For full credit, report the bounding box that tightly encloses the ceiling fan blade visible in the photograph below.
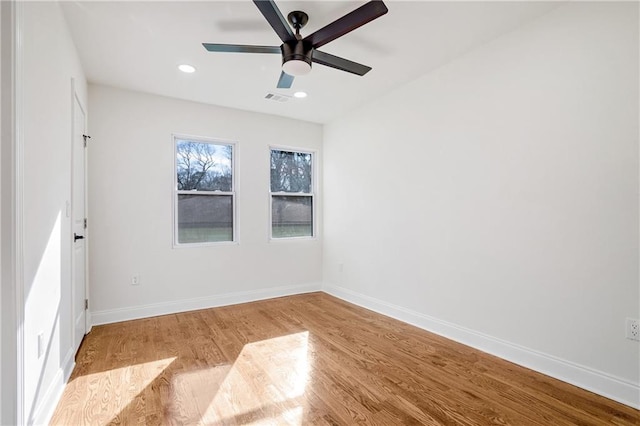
[253,0,296,43]
[277,71,294,89]
[312,50,372,76]
[202,43,280,54]
[303,1,388,49]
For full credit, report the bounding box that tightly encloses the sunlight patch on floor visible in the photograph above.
[244,406,305,426]
[192,331,311,425]
[54,357,176,424]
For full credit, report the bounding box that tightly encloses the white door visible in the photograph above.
[71,93,87,353]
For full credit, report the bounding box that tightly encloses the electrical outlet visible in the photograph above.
[626,318,639,341]
[131,275,140,286]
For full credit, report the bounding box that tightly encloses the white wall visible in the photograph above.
[21,2,88,424]
[323,2,639,407]
[88,85,323,324]
[0,2,9,423]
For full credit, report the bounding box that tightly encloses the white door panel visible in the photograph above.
[72,92,86,353]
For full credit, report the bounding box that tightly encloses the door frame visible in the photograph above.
[1,1,24,425]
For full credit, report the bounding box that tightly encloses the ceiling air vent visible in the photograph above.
[264,93,291,103]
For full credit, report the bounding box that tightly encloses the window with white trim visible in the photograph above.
[270,148,314,239]
[174,136,235,245]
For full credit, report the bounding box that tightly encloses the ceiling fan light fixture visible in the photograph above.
[282,59,311,76]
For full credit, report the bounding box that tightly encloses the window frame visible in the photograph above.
[172,134,238,248]
[269,145,316,241]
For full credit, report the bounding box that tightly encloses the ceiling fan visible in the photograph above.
[203,0,388,89]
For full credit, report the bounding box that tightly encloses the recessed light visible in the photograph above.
[293,91,308,99]
[178,64,196,73]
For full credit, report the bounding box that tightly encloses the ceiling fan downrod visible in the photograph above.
[282,11,312,76]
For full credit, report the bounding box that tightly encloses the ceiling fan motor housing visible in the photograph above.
[280,40,313,76]
[281,40,313,72]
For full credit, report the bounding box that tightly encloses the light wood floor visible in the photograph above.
[51,292,639,425]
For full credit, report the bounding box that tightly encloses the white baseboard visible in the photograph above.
[30,347,75,426]
[91,282,323,326]
[323,283,640,409]
[85,311,92,334]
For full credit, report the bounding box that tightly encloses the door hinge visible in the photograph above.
[84,218,87,229]
[82,134,91,147]
[85,299,89,310]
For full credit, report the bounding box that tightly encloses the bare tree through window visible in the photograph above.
[270,149,313,238]
[175,138,234,244]
[177,141,232,191]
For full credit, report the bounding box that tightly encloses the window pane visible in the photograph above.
[272,196,312,238]
[176,140,232,191]
[270,150,312,193]
[178,194,232,243]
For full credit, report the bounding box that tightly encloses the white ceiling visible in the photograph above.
[60,1,561,124]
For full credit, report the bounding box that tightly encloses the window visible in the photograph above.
[174,136,235,245]
[270,148,314,239]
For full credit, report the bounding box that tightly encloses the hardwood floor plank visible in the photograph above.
[50,293,639,425]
